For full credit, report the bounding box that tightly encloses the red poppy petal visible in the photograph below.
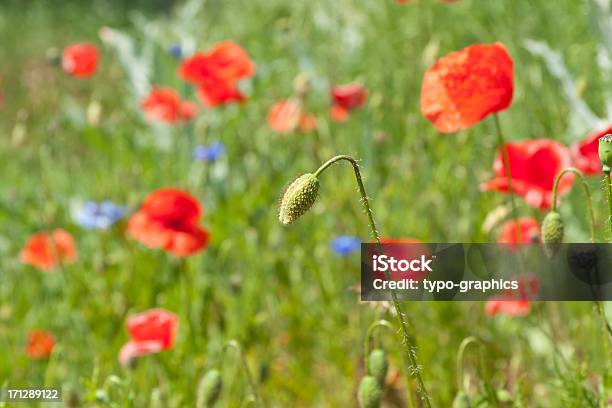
[118,340,164,366]
[166,226,210,257]
[421,43,513,133]
[126,308,178,348]
[62,43,99,78]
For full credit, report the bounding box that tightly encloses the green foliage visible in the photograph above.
[0,0,611,406]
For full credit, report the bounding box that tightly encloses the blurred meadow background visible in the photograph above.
[2,0,612,406]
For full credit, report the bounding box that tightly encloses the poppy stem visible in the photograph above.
[363,320,394,371]
[315,155,432,408]
[223,340,265,408]
[551,167,596,243]
[604,171,612,237]
[363,319,417,408]
[493,115,521,242]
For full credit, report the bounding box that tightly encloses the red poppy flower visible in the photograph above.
[26,330,55,359]
[420,43,513,133]
[330,83,367,123]
[268,100,317,134]
[140,87,198,124]
[331,83,367,110]
[481,139,573,210]
[497,218,540,244]
[179,41,255,107]
[62,43,99,78]
[118,308,178,365]
[485,275,538,317]
[127,188,210,257]
[571,126,612,176]
[20,229,77,271]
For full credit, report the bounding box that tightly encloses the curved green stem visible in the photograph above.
[363,320,394,371]
[551,167,596,243]
[493,115,520,241]
[315,155,431,408]
[456,337,483,391]
[553,168,612,374]
[456,337,498,406]
[223,340,265,408]
[604,171,612,237]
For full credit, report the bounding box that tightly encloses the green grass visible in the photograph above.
[1,0,612,406]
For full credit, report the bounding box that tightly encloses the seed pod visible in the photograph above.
[451,391,472,408]
[542,211,564,258]
[197,369,223,408]
[367,349,388,386]
[599,134,612,172]
[278,173,320,225]
[358,376,381,408]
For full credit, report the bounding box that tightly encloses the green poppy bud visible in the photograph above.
[197,369,223,408]
[278,173,320,225]
[542,211,564,257]
[358,376,381,408]
[367,349,388,386]
[599,134,612,172]
[451,391,472,408]
[542,211,564,244]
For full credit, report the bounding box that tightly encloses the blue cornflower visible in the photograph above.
[168,44,183,59]
[75,201,127,230]
[193,142,225,162]
[330,235,361,256]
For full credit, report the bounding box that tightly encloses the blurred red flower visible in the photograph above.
[140,87,197,124]
[268,100,317,133]
[330,83,367,122]
[20,229,77,271]
[485,298,530,317]
[485,276,538,317]
[420,43,513,133]
[497,218,540,244]
[118,308,178,366]
[571,126,612,176]
[481,139,573,210]
[26,330,55,359]
[127,188,210,257]
[62,43,99,78]
[179,41,255,107]
[369,238,430,282]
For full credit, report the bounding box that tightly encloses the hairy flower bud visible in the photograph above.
[542,211,564,258]
[278,173,319,225]
[358,376,381,408]
[367,349,388,386]
[197,369,223,408]
[599,134,612,172]
[452,391,472,408]
[542,211,564,244]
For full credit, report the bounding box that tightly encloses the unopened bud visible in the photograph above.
[542,211,564,244]
[599,134,612,172]
[358,376,381,408]
[278,173,319,225]
[542,211,564,257]
[367,349,388,386]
